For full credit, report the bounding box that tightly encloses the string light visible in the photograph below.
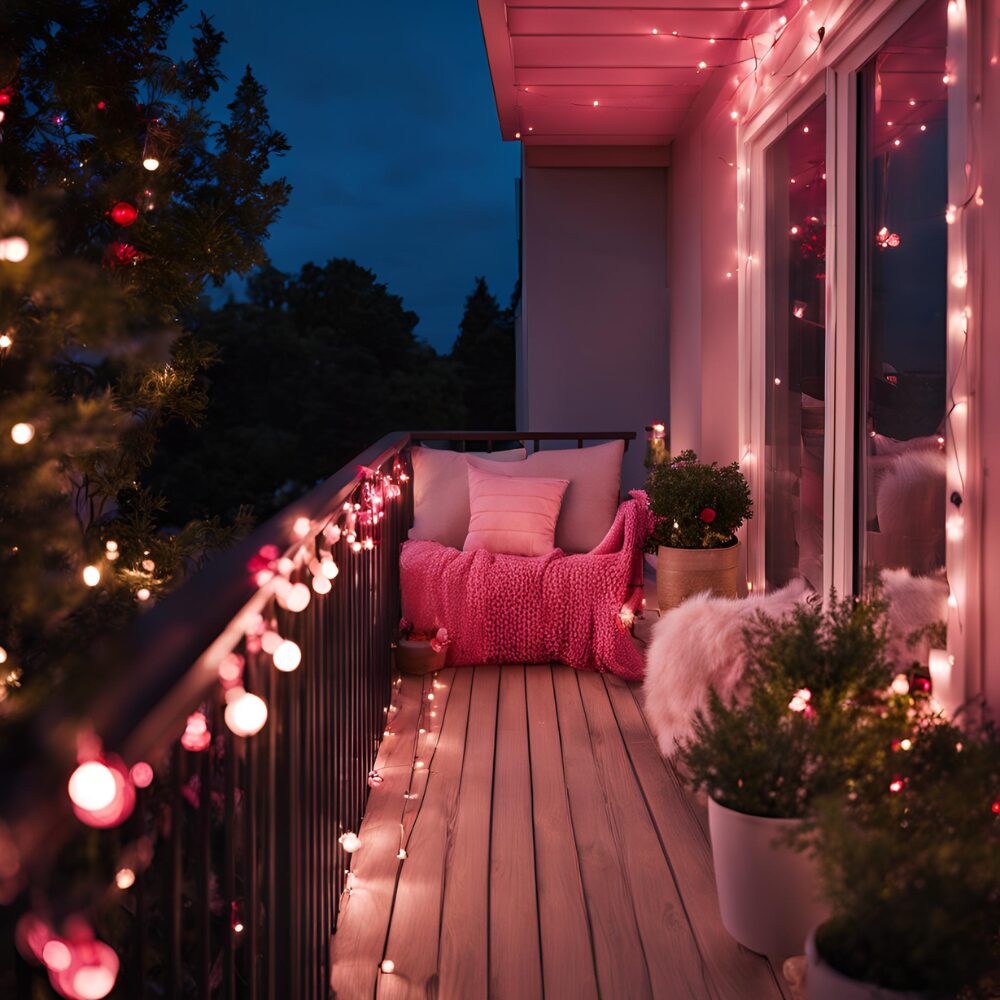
[0,236,29,262]
[82,565,101,587]
[380,960,395,974]
[142,156,159,171]
[115,868,135,890]
[224,689,268,737]
[10,422,34,445]
[68,762,117,813]
[339,831,361,852]
[272,639,302,672]
[0,332,12,349]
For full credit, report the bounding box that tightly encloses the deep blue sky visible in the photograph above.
[175,1,520,351]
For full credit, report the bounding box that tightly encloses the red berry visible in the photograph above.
[699,507,717,524]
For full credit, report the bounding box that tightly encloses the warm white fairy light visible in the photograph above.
[82,565,101,587]
[312,573,331,595]
[142,156,159,171]
[339,831,361,852]
[136,587,151,602]
[10,422,34,445]
[224,689,268,737]
[890,674,910,696]
[272,639,302,672]
[0,236,29,262]
[282,582,311,613]
[0,332,11,349]
[293,516,311,538]
[115,868,136,890]
[68,761,117,812]
[380,960,395,974]
[321,558,339,579]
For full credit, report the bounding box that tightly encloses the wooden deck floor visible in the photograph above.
[330,664,789,1000]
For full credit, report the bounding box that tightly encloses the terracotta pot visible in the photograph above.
[656,540,740,611]
[806,927,926,1000]
[708,798,829,959]
[395,639,447,676]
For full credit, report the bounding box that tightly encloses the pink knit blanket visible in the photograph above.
[399,492,654,680]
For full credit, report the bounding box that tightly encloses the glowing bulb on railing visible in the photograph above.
[351,541,362,553]
[68,761,118,813]
[339,831,361,852]
[312,573,331,595]
[945,204,957,224]
[321,558,339,579]
[225,689,268,737]
[293,516,311,538]
[82,565,101,587]
[283,582,311,613]
[261,630,282,654]
[952,270,968,288]
[947,592,958,609]
[273,639,302,672]
[115,868,136,890]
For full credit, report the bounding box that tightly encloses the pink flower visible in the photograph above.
[436,627,449,643]
[430,639,443,653]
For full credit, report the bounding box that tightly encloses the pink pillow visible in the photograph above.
[463,465,569,557]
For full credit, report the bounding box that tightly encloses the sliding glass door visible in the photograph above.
[764,102,826,591]
[855,1,948,587]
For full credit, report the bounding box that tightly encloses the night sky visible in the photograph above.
[175,1,520,352]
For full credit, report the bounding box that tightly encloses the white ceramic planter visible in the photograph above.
[708,798,829,958]
[806,928,925,1000]
[656,540,740,611]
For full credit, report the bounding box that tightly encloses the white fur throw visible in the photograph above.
[643,579,812,757]
[643,570,948,758]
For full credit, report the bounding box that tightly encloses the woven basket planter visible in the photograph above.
[656,540,741,611]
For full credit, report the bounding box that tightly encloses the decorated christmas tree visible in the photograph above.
[0,2,289,708]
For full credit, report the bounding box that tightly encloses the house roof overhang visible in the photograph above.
[478,0,797,149]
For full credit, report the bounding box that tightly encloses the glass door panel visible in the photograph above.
[765,101,827,591]
[855,1,948,586]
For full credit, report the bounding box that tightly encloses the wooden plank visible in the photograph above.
[603,675,785,1000]
[330,673,423,999]
[576,671,710,1000]
[489,667,543,1000]
[377,668,473,1000]
[525,666,599,1000]
[552,667,653,999]
[438,666,501,1000]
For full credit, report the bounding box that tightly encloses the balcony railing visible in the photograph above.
[2,431,634,999]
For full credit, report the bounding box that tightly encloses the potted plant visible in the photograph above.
[805,715,1000,999]
[677,595,912,958]
[645,449,752,610]
[395,619,450,675]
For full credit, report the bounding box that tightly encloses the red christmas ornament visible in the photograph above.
[110,202,138,227]
[96,101,106,110]
[0,88,12,107]
[991,797,1000,815]
[699,507,717,524]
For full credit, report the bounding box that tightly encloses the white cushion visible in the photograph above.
[463,466,569,557]
[468,439,624,553]
[408,446,526,550]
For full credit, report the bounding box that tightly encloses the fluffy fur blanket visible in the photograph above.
[643,569,948,757]
[399,492,654,679]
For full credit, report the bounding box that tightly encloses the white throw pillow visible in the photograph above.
[464,466,569,557]
[468,439,624,553]
[408,445,526,550]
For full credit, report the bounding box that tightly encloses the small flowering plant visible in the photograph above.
[677,594,916,819]
[399,618,451,653]
[808,717,1000,997]
[644,449,752,550]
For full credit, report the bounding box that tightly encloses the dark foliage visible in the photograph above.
[645,449,752,549]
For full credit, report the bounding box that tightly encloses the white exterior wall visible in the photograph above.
[519,164,669,492]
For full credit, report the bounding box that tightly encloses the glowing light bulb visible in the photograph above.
[136,588,151,602]
[651,27,658,34]
[381,960,395,974]
[952,270,968,289]
[225,690,268,737]
[947,592,958,609]
[283,582,311,613]
[899,738,912,751]
[312,573,331,594]
[397,848,407,859]
[273,639,302,672]
[909,99,917,106]
[181,711,211,751]
[129,762,154,788]
[261,630,282,654]
[802,125,809,133]
[82,565,101,587]
[115,868,135,890]
[0,646,6,664]
[890,674,910,695]
[351,540,362,553]
[945,204,957,224]
[592,100,599,107]
[697,60,707,70]
[779,14,787,24]
[730,110,738,121]
[790,225,799,235]
[942,74,952,85]
[43,940,72,971]
[69,762,118,812]
[293,516,311,538]
[321,559,339,579]
[339,831,361,852]
[10,422,35,444]
[740,0,748,7]
[893,138,901,147]
[889,778,904,793]
[0,333,11,349]
[0,237,29,262]
[142,156,160,171]
[773,377,782,386]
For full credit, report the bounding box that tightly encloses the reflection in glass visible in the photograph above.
[856,1,948,585]
[765,101,826,590]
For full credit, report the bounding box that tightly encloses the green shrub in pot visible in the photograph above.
[806,715,1000,998]
[676,595,915,957]
[644,449,753,609]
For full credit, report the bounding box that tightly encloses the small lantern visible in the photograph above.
[645,423,669,469]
